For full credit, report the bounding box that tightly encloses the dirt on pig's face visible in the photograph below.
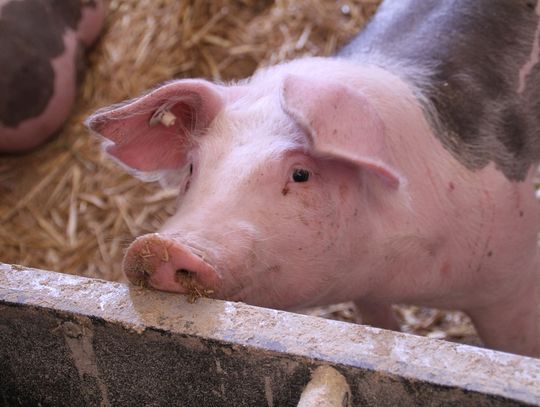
[125,105,371,310]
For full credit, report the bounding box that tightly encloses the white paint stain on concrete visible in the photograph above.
[62,318,111,407]
[264,376,274,407]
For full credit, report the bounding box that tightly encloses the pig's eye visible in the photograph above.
[189,163,193,175]
[292,168,310,183]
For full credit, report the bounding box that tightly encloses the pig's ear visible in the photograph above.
[85,79,223,174]
[280,75,401,189]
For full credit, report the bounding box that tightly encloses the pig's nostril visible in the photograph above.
[175,268,197,286]
[174,268,215,303]
[176,268,193,278]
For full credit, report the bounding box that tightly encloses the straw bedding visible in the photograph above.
[1,0,480,343]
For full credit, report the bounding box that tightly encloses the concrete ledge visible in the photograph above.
[1,262,539,406]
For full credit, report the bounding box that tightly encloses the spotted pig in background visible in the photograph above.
[0,0,104,152]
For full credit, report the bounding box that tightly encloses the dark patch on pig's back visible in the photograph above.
[0,36,55,126]
[50,0,86,29]
[0,0,85,127]
[425,3,540,182]
[341,0,540,181]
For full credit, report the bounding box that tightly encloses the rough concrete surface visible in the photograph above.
[1,263,540,406]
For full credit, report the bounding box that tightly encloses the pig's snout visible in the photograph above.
[123,234,219,299]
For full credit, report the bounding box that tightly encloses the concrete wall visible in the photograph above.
[1,263,539,406]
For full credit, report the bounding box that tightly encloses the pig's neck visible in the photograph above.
[339,62,530,309]
[369,108,538,313]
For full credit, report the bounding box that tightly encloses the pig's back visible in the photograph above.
[339,0,540,181]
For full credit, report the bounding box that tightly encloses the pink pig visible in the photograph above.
[87,1,540,357]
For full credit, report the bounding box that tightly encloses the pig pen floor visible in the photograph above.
[0,0,534,349]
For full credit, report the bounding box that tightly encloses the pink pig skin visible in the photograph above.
[87,57,540,357]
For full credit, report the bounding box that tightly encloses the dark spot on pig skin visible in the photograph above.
[448,182,455,191]
[487,251,493,257]
[520,210,525,217]
[0,0,87,127]
[282,186,289,196]
[265,265,281,274]
[340,0,540,182]
[440,262,451,277]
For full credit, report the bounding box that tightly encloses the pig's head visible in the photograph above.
[86,71,402,309]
